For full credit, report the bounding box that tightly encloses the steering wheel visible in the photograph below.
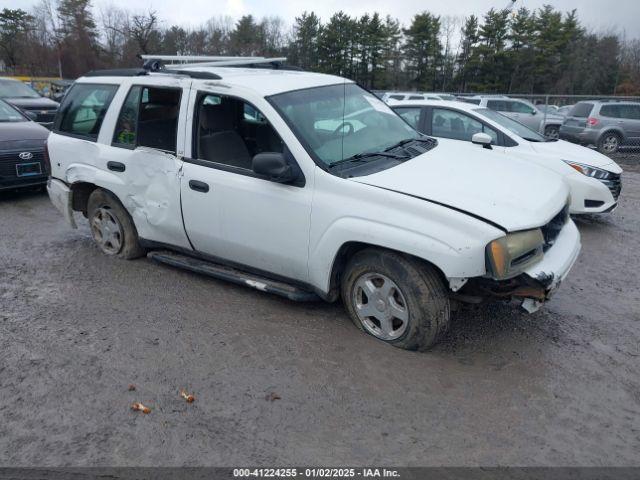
[333,122,354,136]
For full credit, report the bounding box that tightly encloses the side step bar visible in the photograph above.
[147,250,319,302]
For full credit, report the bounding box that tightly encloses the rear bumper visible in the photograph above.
[559,125,597,145]
[47,178,76,228]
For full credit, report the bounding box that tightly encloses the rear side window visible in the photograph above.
[600,105,620,118]
[55,83,118,140]
[569,103,594,118]
[509,101,535,114]
[487,100,508,111]
[112,85,181,153]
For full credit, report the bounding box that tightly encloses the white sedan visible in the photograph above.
[389,99,623,214]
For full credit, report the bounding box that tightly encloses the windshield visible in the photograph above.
[0,99,26,122]
[0,80,41,99]
[474,107,546,142]
[269,83,420,166]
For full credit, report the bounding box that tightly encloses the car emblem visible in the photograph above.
[19,152,33,160]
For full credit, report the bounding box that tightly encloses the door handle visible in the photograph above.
[188,180,209,193]
[107,161,126,172]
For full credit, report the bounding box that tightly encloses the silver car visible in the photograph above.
[460,95,565,139]
[560,101,640,154]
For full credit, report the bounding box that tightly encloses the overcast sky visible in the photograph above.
[5,0,640,38]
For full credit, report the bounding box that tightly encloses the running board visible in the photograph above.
[147,250,319,302]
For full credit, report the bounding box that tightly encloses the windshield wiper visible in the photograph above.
[328,151,408,169]
[383,137,434,152]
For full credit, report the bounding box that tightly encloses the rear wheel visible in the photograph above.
[87,189,145,259]
[341,249,450,351]
[598,132,621,154]
[544,125,560,140]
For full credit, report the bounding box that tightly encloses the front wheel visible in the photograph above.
[544,125,560,140]
[87,189,146,259]
[341,249,450,351]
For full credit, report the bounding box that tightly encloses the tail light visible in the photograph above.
[43,139,51,176]
[586,117,599,127]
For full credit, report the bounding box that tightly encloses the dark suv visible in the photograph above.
[0,77,59,128]
[560,101,640,154]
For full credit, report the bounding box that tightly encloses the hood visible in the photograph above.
[529,139,622,173]
[351,141,569,232]
[4,97,59,109]
[0,121,50,142]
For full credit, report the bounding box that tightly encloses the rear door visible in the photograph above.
[101,77,192,248]
[619,104,640,140]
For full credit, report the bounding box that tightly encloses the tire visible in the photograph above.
[87,189,145,259]
[598,132,621,154]
[341,249,450,351]
[544,125,560,140]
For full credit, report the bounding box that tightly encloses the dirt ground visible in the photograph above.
[1,170,639,467]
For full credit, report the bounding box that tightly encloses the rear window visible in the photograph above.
[460,98,481,105]
[569,103,594,118]
[55,83,118,140]
[408,95,424,100]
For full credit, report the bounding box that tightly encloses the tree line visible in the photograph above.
[1,0,639,95]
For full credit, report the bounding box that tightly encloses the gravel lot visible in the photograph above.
[1,169,639,467]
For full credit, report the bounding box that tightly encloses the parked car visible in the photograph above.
[381,92,443,103]
[459,95,565,139]
[0,99,50,191]
[47,60,580,351]
[560,100,640,154]
[536,104,559,114]
[390,99,622,215]
[557,104,574,117]
[0,77,59,128]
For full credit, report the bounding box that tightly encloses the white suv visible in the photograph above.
[47,58,581,351]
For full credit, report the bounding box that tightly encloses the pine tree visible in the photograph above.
[403,12,442,91]
[289,12,321,70]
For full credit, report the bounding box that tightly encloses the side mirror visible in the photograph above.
[252,152,298,184]
[531,109,537,115]
[471,132,493,149]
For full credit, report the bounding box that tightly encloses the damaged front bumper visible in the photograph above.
[47,178,77,229]
[458,220,581,312]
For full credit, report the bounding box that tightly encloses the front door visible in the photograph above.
[180,91,312,282]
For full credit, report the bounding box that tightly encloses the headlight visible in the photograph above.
[563,160,613,180]
[486,229,545,279]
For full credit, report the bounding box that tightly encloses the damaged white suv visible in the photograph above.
[47,58,581,351]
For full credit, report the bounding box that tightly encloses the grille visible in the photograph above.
[540,205,569,251]
[0,150,45,180]
[599,173,622,201]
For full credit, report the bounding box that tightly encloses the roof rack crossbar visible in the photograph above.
[140,55,263,62]
[162,57,288,69]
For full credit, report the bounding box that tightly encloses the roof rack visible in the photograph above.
[139,54,289,71]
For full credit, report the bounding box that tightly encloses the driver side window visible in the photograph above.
[196,94,284,170]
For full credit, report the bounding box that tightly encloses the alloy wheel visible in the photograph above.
[90,206,123,255]
[352,272,409,341]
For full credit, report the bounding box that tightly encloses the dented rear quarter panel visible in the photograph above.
[47,75,193,250]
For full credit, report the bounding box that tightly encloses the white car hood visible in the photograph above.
[351,143,569,232]
[529,139,622,173]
